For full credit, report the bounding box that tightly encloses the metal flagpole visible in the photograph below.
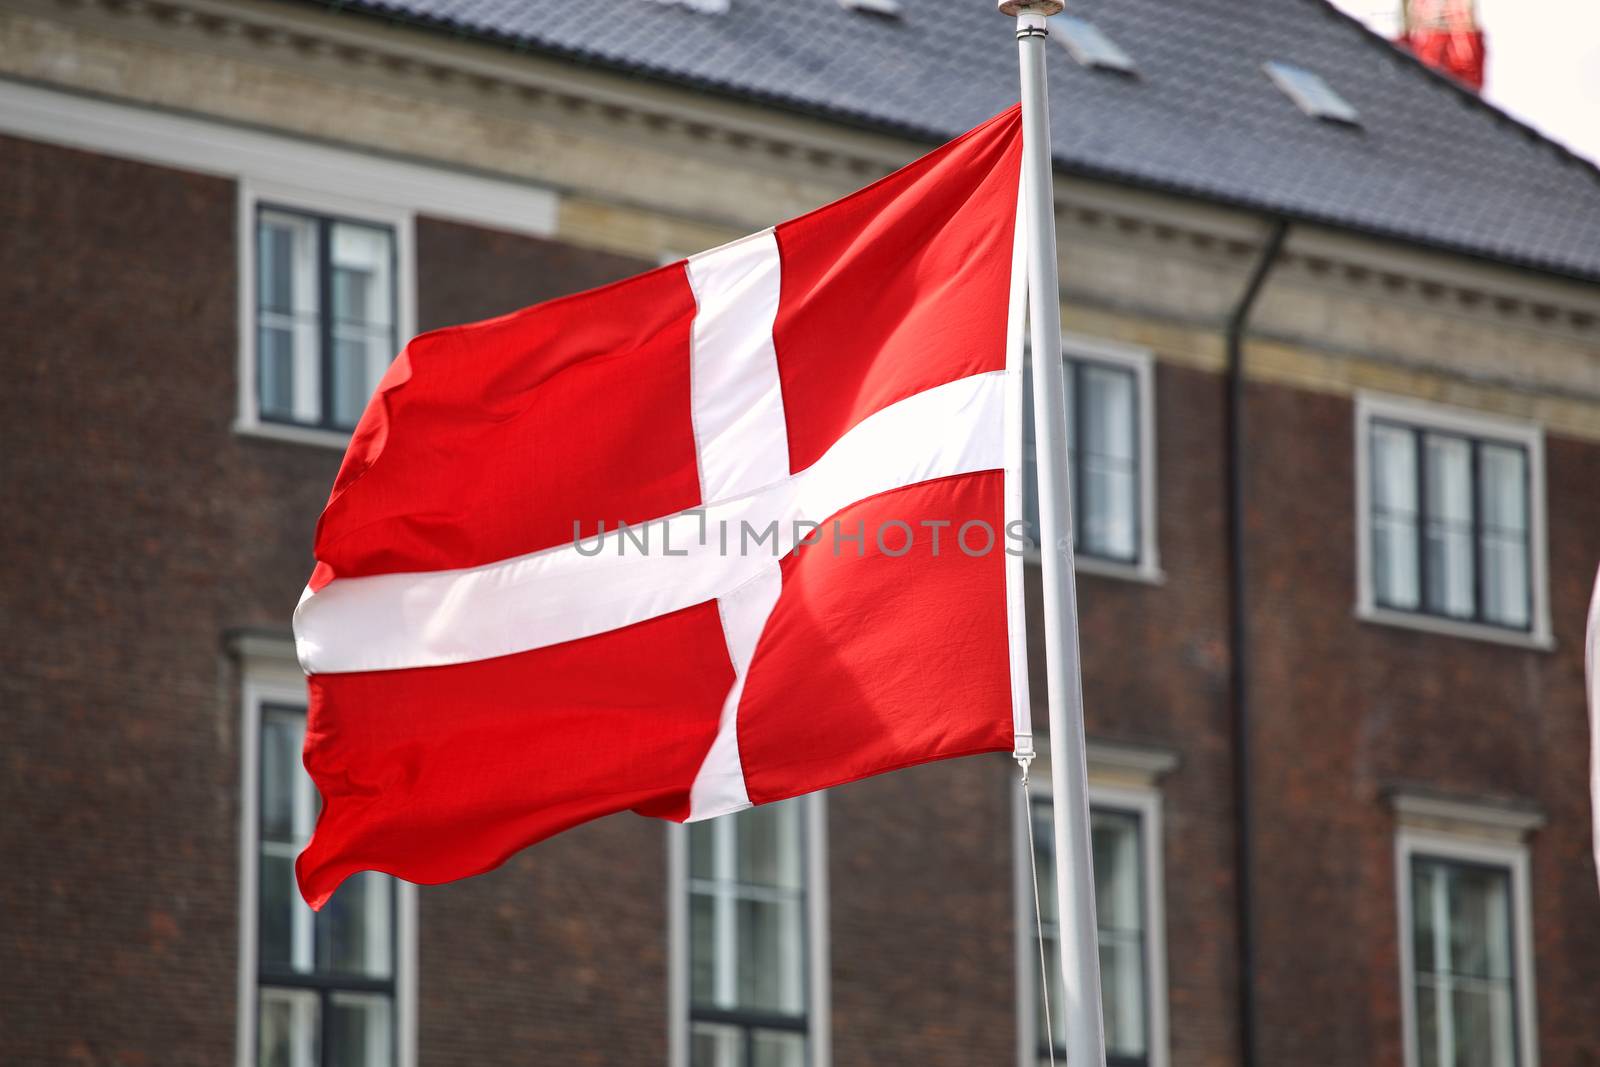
[998,2,1108,1066]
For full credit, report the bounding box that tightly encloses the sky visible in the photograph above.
[1330,0,1600,165]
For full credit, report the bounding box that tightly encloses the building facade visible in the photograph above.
[2,1,1598,1066]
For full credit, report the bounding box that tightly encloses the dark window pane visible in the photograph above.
[330,222,393,329]
[735,800,803,889]
[259,987,318,1067]
[258,221,298,315]
[1031,799,1058,924]
[1415,980,1441,1067]
[1371,423,1420,609]
[691,1022,744,1067]
[259,852,298,972]
[690,890,717,1007]
[1423,433,1475,618]
[1479,444,1529,628]
[260,713,303,843]
[689,821,715,881]
[1100,934,1146,1056]
[751,1029,806,1067]
[331,338,373,430]
[1079,365,1138,560]
[318,871,394,978]
[328,991,393,1067]
[333,266,373,324]
[258,327,297,421]
[1412,861,1437,975]
[735,895,805,1014]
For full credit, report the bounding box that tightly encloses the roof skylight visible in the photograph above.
[641,0,730,13]
[1264,60,1361,125]
[1054,16,1136,74]
[839,0,903,17]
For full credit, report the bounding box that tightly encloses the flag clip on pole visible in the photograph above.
[999,2,1109,1066]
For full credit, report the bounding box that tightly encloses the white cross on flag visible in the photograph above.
[293,106,1031,908]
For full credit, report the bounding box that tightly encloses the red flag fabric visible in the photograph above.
[293,106,1026,908]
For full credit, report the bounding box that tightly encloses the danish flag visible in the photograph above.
[293,107,1032,908]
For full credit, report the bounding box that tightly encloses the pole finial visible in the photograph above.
[997,0,1064,16]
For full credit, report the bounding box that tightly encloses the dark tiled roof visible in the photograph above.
[310,0,1600,282]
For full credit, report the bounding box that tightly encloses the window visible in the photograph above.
[1054,16,1137,74]
[255,207,396,431]
[671,797,829,1067]
[1357,396,1548,645]
[1395,807,1540,1067]
[1017,745,1170,1067]
[1031,801,1150,1066]
[239,185,415,447]
[1022,337,1159,578]
[1409,857,1518,1067]
[258,706,397,1067]
[1263,61,1361,125]
[236,640,415,1067]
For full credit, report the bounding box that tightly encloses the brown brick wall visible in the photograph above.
[0,134,336,1066]
[1241,381,1600,1067]
[4,131,1599,1067]
[829,758,1017,1066]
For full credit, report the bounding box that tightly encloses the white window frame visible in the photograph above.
[1014,742,1172,1067]
[667,794,831,1067]
[1354,393,1552,649]
[1394,798,1542,1067]
[237,181,417,450]
[233,634,418,1067]
[1027,334,1162,584]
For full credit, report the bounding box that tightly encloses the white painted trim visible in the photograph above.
[1354,391,1553,650]
[667,794,830,1067]
[1395,828,1539,1067]
[1390,791,1546,838]
[235,639,418,1067]
[1030,737,1180,788]
[236,180,418,448]
[1014,767,1169,1067]
[0,79,559,237]
[1086,741,1180,785]
[1074,554,1166,586]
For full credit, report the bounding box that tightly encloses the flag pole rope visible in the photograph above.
[1018,757,1058,1067]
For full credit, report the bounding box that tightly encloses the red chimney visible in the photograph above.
[1396,0,1486,90]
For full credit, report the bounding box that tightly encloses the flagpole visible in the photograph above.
[1000,2,1108,1065]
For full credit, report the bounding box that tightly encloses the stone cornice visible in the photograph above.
[72,0,910,180]
[1387,786,1546,842]
[24,0,1600,337]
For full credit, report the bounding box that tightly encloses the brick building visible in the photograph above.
[3,1,1598,1066]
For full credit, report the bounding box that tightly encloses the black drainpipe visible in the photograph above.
[1225,218,1289,1067]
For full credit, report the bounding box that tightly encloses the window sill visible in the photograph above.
[1025,550,1165,586]
[1355,604,1553,652]
[234,418,352,451]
